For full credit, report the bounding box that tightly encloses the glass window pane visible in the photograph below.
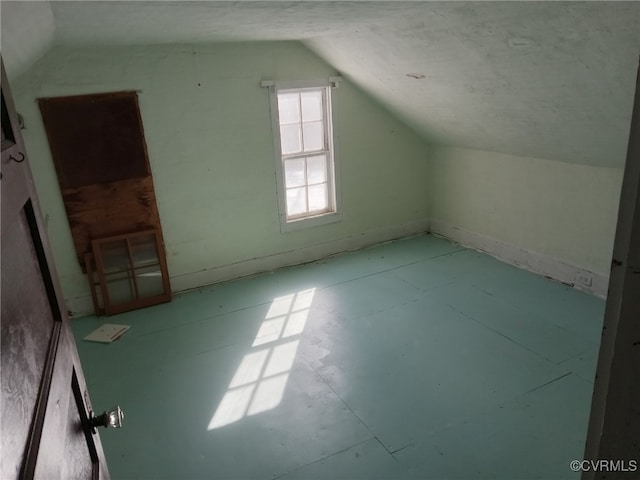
[135,266,165,297]
[99,239,129,273]
[301,91,323,122]
[129,234,159,268]
[277,93,300,124]
[280,124,302,155]
[308,184,328,212]
[302,121,323,152]
[104,271,135,305]
[307,155,327,184]
[286,187,307,216]
[284,158,305,188]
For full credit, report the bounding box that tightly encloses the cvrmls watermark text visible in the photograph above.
[570,459,638,473]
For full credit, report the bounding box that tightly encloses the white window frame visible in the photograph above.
[263,78,342,232]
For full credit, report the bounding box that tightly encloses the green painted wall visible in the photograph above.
[13,42,431,313]
[429,146,623,276]
[12,41,622,310]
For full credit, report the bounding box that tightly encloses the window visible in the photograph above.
[265,80,341,230]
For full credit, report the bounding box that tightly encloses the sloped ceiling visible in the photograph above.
[2,1,639,167]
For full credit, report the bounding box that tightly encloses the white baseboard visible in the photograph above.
[67,218,430,316]
[66,295,96,317]
[170,217,430,293]
[429,219,609,298]
[67,216,606,316]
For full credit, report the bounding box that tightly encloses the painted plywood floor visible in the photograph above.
[72,234,604,480]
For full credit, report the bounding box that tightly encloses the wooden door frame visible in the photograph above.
[582,56,640,478]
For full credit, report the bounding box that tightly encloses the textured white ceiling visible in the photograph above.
[0,1,55,79]
[306,2,640,167]
[2,1,639,167]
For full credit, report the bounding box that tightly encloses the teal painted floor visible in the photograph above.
[71,234,605,480]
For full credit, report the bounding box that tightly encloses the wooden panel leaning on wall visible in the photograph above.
[38,91,171,315]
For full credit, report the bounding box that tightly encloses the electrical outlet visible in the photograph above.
[575,271,593,287]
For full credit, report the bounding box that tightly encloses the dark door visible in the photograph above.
[1,59,110,478]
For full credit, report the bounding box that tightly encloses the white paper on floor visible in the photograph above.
[84,324,130,343]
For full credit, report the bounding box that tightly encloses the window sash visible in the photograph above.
[283,154,332,219]
[276,87,335,221]
[278,88,329,158]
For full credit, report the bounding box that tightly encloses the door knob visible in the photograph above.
[90,405,124,433]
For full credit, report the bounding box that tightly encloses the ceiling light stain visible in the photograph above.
[507,36,532,49]
[406,73,425,79]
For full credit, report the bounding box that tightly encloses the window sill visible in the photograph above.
[280,211,343,233]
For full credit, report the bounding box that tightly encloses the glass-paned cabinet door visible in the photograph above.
[91,229,170,315]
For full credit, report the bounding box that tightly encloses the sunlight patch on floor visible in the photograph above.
[208,288,315,429]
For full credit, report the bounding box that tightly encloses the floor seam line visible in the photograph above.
[520,371,573,396]
[555,346,598,366]
[442,301,558,363]
[373,436,401,463]
[390,442,415,455]
[312,248,469,290]
[300,354,376,437]
[271,436,375,480]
